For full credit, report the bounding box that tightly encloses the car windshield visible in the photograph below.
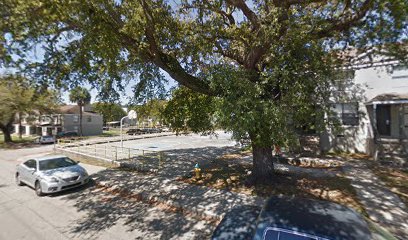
[39,157,77,171]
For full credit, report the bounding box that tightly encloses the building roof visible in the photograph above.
[334,43,407,70]
[366,93,408,105]
[58,105,99,116]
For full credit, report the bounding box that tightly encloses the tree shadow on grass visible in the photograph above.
[60,175,215,239]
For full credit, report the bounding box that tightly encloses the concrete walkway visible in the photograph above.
[343,160,408,239]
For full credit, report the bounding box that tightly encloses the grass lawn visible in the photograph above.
[179,152,365,215]
[99,130,121,137]
[54,151,118,168]
[75,156,118,168]
[0,134,37,149]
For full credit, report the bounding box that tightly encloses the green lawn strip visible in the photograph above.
[0,135,37,149]
[63,152,118,168]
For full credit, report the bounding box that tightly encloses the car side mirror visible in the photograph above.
[28,167,36,173]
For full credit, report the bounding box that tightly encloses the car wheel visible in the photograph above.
[15,173,23,186]
[35,181,44,197]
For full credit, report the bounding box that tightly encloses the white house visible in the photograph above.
[320,52,408,164]
[14,105,103,137]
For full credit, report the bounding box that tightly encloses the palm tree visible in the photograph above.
[69,87,91,136]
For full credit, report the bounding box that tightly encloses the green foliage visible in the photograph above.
[1,0,407,176]
[165,52,331,147]
[163,87,217,134]
[0,75,58,120]
[130,99,167,123]
[0,74,58,141]
[92,102,126,124]
[2,0,406,97]
[69,86,91,107]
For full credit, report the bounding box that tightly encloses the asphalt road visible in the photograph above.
[0,146,214,240]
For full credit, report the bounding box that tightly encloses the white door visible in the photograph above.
[20,159,37,187]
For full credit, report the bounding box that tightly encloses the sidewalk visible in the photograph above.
[93,169,265,222]
[343,160,408,239]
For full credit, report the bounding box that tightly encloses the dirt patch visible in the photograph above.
[219,151,344,171]
[179,157,365,215]
[326,152,373,160]
[218,151,252,160]
[368,163,408,207]
[93,182,220,225]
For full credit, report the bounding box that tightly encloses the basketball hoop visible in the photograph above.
[128,110,137,120]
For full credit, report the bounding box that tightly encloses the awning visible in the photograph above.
[366,93,408,105]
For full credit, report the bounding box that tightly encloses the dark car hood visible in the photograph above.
[253,196,372,240]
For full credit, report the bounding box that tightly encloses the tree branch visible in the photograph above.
[135,0,214,96]
[284,0,326,6]
[314,0,373,38]
[202,0,236,26]
[226,0,260,30]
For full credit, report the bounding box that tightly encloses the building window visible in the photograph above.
[87,116,92,122]
[73,115,79,123]
[330,103,359,126]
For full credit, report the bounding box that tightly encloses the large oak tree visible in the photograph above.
[0,75,58,142]
[1,0,407,182]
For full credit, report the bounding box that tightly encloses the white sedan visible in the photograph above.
[15,155,89,196]
[34,135,55,144]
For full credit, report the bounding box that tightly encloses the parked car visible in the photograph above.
[15,155,89,196]
[212,196,372,240]
[126,128,142,135]
[56,131,78,139]
[34,135,55,144]
[146,128,162,133]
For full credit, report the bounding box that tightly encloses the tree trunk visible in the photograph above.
[0,122,13,143]
[79,105,83,136]
[251,143,274,184]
